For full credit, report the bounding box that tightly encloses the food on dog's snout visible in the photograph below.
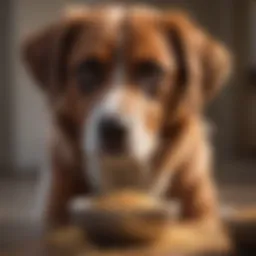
[69,190,178,247]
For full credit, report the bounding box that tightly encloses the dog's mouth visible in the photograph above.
[99,139,128,156]
[98,155,150,190]
[99,155,141,173]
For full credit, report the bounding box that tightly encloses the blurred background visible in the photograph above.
[0,0,255,253]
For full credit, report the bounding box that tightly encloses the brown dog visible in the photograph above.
[22,4,231,252]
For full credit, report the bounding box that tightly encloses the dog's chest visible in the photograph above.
[87,156,151,194]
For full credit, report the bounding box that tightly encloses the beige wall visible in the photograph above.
[246,0,256,150]
[0,0,12,170]
[250,0,256,64]
[11,0,69,171]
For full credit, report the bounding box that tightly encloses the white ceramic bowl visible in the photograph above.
[69,191,178,247]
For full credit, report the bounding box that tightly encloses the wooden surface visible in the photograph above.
[2,208,256,256]
[1,178,256,256]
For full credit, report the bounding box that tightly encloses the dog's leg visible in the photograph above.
[45,143,89,228]
[170,137,218,220]
[160,144,232,254]
[45,165,78,227]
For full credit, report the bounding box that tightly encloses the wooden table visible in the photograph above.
[1,207,256,256]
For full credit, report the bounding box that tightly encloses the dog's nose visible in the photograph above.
[98,116,127,154]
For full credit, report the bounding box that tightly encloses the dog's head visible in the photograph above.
[22,5,231,184]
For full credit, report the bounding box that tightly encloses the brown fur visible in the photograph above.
[22,4,232,253]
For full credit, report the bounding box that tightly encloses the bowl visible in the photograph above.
[69,190,178,248]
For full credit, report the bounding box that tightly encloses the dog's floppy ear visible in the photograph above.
[164,11,232,103]
[21,9,88,93]
[201,36,232,101]
[22,23,62,91]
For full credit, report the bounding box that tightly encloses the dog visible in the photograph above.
[22,4,232,251]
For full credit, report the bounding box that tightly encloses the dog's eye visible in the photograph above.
[134,61,164,98]
[76,58,106,93]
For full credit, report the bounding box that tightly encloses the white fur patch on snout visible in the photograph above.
[84,87,156,160]
[100,88,126,117]
[84,87,126,155]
